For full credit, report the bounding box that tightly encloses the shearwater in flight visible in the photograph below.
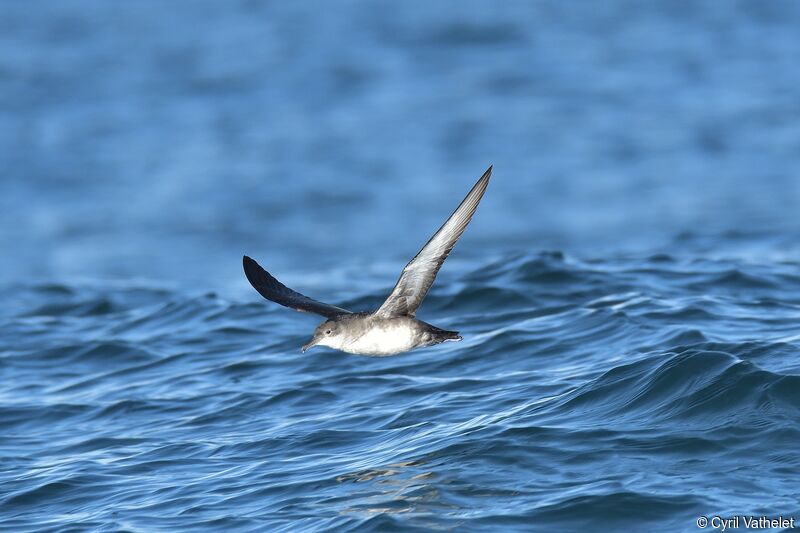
[243,165,492,356]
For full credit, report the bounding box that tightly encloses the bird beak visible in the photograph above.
[301,336,320,353]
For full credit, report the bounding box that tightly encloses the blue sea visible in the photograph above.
[2,2,800,531]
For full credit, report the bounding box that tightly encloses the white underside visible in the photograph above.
[331,323,419,356]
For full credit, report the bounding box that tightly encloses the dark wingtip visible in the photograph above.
[480,165,493,183]
[242,256,262,285]
[244,255,264,269]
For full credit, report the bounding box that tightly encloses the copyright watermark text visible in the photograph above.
[697,515,795,530]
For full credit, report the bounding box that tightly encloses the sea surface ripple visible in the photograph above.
[3,1,800,530]
[3,252,800,531]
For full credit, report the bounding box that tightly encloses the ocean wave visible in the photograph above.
[3,252,800,530]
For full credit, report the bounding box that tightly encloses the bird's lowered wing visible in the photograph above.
[375,165,492,318]
[243,256,352,319]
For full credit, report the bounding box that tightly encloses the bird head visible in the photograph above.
[301,320,342,352]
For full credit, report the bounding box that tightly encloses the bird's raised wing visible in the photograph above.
[243,256,352,319]
[375,166,492,318]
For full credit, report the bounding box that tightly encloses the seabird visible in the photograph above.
[243,165,492,356]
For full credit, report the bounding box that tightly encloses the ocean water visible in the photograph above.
[4,251,800,532]
[3,1,800,532]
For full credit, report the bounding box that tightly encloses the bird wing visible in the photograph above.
[374,165,492,318]
[243,256,352,319]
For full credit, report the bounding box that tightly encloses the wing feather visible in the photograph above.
[243,256,352,318]
[374,166,492,317]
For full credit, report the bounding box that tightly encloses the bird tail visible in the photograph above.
[438,329,462,343]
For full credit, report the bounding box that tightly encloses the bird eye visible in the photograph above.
[325,330,331,335]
